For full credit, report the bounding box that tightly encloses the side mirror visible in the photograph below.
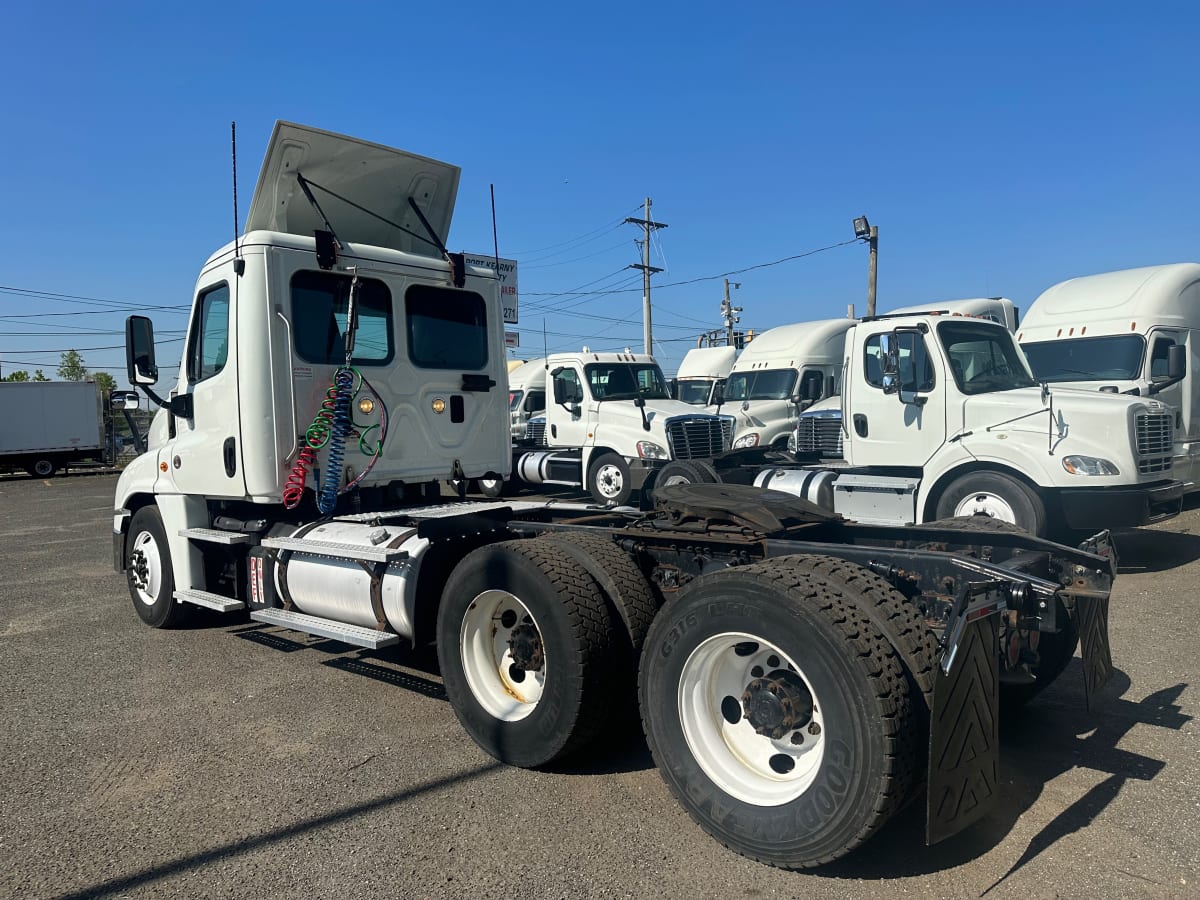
[634,395,646,408]
[126,316,159,385]
[552,379,567,405]
[711,383,724,404]
[1168,343,1186,381]
[110,390,140,411]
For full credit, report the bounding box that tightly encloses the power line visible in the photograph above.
[522,239,634,270]
[506,204,643,257]
[0,285,188,313]
[0,337,185,354]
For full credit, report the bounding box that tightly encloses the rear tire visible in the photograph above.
[126,506,186,628]
[478,475,505,499]
[437,540,621,767]
[639,558,919,869]
[27,458,58,478]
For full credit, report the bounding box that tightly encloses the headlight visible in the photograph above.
[1062,455,1120,476]
[786,432,797,454]
[637,441,668,459]
[733,433,760,449]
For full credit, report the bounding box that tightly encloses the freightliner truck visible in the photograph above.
[113,121,1120,870]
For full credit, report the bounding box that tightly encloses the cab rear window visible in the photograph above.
[291,271,393,365]
[406,285,489,370]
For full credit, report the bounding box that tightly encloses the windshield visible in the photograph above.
[676,379,714,405]
[584,362,671,401]
[508,390,524,411]
[1020,335,1146,382]
[937,321,1037,395]
[724,369,797,402]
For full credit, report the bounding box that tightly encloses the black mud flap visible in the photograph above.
[1075,593,1114,708]
[926,609,1000,845]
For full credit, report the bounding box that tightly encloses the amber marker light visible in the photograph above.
[358,397,375,415]
[432,398,446,414]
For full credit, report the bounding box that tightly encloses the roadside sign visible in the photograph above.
[464,253,519,324]
[505,331,520,348]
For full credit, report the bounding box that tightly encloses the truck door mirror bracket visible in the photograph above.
[1148,343,1187,394]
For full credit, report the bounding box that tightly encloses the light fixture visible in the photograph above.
[852,216,871,240]
[357,397,375,415]
[431,398,446,414]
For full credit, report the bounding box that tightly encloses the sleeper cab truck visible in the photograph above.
[673,345,738,408]
[1019,263,1200,492]
[111,121,1119,872]
[507,357,547,440]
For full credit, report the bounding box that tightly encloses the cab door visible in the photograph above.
[168,272,245,497]
[844,328,947,468]
[547,365,591,448]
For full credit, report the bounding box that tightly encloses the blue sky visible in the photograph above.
[2,1,1197,382]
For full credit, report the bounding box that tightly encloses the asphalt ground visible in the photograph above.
[0,472,1197,899]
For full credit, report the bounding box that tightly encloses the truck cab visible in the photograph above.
[766,311,1184,536]
[673,345,737,408]
[115,122,511,594]
[507,357,547,440]
[724,319,855,450]
[1018,264,1200,491]
[514,350,733,505]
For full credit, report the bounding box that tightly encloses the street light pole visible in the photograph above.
[866,225,878,318]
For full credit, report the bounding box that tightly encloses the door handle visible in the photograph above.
[223,437,237,477]
[853,414,868,438]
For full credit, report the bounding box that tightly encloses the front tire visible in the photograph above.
[27,458,58,478]
[126,506,185,628]
[639,558,919,869]
[934,470,1046,537]
[437,540,621,767]
[587,452,633,506]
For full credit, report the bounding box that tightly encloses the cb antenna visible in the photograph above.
[231,121,244,276]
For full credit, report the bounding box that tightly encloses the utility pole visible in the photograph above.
[625,197,667,355]
[720,278,742,346]
[866,224,878,317]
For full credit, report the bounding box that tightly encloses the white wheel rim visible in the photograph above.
[460,589,546,722]
[953,491,1016,524]
[661,473,691,487]
[34,461,53,476]
[129,530,163,606]
[594,464,625,499]
[678,632,825,806]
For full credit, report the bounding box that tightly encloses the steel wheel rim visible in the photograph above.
[595,463,625,499]
[953,491,1016,524]
[678,631,825,806]
[460,589,546,722]
[661,473,692,487]
[33,460,53,476]
[129,530,163,606]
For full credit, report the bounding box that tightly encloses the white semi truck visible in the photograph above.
[512,349,733,505]
[1018,263,1200,492]
[113,121,1122,870]
[0,380,108,477]
[507,356,546,441]
[673,345,738,407]
[724,319,855,451]
[760,310,1184,537]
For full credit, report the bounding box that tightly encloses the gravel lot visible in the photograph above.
[0,473,1197,899]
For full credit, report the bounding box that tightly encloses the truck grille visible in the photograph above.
[796,415,844,458]
[526,420,547,447]
[1135,413,1173,474]
[666,417,729,459]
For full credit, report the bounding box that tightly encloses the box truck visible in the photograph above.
[0,380,107,476]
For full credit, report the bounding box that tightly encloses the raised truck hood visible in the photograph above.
[245,121,461,258]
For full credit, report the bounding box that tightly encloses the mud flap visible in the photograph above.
[1075,593,1114,709]
[926,591,1001,845]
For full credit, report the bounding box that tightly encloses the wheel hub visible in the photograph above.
[741,671,813,740]
[507,622,545,671]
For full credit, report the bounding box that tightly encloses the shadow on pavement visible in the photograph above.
[821,669,1189,881]
[1112,527,1200,573]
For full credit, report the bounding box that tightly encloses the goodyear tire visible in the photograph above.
[639,558,919,868]
[126,506,187,628]
[437,540,621,768]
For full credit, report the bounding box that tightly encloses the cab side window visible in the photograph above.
[554,368,583,404]
[187,283,230,383]
[863,333,934,391]
[525,389,546,414]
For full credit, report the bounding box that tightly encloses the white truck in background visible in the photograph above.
[107,120,1126,870]
[0,380,108,477]
[513,349,733,504]
[889,296,1018,331]
[1018,264,1200,492]
[724,319,855,451]
[672,345,737,408]
[737,310,1185,538]
[506,357,546,440]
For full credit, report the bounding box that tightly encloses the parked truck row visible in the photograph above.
[111,121,1122,870]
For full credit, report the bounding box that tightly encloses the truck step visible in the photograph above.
[180,527,252,545]
[174,589,246,612]
[249,608,400,649]
[260,536,409,564]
